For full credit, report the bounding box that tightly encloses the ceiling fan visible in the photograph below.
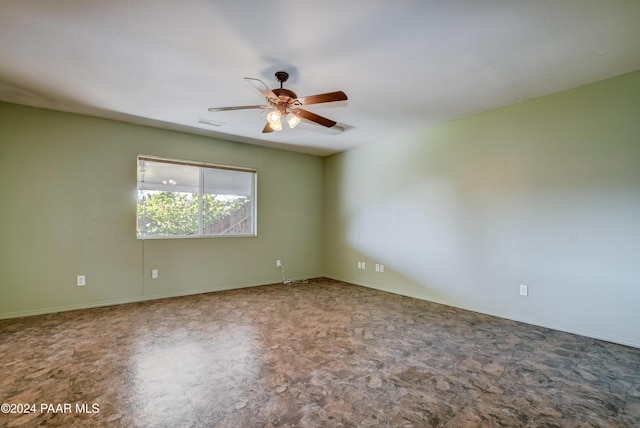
[208,71,348,133]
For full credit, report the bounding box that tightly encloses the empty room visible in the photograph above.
[1,1,639,427]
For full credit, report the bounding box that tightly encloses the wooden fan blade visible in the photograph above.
[208,105,266,112]
[244,78,279,103]
[297,91,348,106]
[292,108,337,128]
[262,122,273,133]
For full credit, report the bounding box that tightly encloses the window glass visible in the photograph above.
[202,168,254,236]
[137,156,256,239]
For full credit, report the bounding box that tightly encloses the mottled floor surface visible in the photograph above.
[1,278,639,427]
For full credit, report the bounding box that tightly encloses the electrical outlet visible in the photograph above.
[379,264,385,273]
[357,261,362,269]
[361,261,366,270]
[276,260,281,268]
[375,263,380,272]
[77,275,85,286]
[151,269,158,279]
[520,284,528,296]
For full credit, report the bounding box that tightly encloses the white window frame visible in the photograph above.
[136,155,257,239]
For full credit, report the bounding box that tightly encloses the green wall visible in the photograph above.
[3,70,640,348]
[0,102,323,317]
[324,71,640,348]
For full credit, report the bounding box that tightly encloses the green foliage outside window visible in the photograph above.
[137,191,249,237]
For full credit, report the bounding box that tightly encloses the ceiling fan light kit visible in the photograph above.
[208,71,348,134]
[267,109,282,126]
[286,112,301,129]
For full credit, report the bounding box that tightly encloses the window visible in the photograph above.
[136,155,256,239]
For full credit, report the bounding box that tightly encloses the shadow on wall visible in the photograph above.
[332,84,640,345]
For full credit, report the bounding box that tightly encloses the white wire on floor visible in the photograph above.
[279,262,308,284]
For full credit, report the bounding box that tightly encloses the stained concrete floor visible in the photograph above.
[1,278,639,427]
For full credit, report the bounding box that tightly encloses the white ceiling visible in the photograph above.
[1,1,640,157]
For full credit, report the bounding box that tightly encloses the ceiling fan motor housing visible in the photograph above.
[272,88,298,104]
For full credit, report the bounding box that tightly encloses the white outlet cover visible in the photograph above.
[520,285,528,296]
[77,275,85,286]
